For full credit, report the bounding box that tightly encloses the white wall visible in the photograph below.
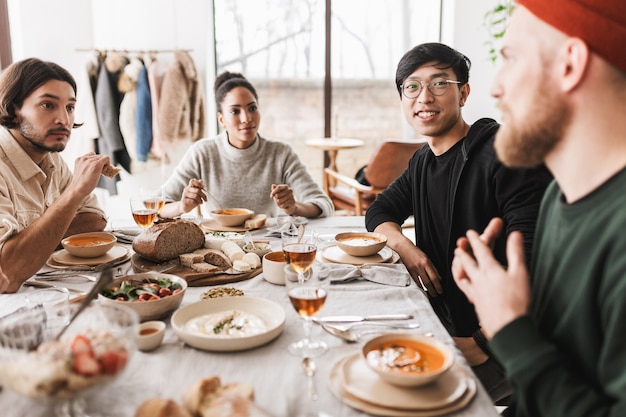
[442,0,501,124]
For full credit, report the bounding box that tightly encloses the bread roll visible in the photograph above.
[132,220,205,262]
[182,377,255,417]
[134,398,192,417]
[221,241,244,262]
[182,376,222,415]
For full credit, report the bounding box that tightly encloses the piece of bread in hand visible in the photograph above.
[101,164,121,178]
[134,398,192,417]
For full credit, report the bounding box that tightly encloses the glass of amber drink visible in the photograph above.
[130,199,158,229]
[281,230,317,282]
[284,262,330,357]
[140,188,166,217]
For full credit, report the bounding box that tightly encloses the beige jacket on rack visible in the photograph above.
[158,51,205,146]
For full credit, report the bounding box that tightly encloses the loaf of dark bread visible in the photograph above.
[132,220,205,262]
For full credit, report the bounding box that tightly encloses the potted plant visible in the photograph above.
[483,0,515,62]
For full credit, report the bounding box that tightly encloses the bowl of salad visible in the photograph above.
[99,273,187,322]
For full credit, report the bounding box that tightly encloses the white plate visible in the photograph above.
[328,354,476,417]
[321,245,393,265]
[171,296,286,352]
[50,245,130,266]
[341,353,467,410]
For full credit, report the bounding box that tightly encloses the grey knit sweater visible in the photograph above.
[161,132,334,218]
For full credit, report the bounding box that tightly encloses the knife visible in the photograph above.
[312,313,413,324]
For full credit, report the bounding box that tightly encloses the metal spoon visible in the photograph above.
[302,357,318,401]
[321,322,423,343]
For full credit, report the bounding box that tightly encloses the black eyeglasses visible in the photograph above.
[400,77,462,99]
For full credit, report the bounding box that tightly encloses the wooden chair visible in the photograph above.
[323,140,426,215]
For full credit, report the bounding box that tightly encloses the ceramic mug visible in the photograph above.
[262,251,287,285]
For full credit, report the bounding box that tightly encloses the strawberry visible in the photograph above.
[72,352,101,376]
[99,350,128,375]
[70,335,94,356]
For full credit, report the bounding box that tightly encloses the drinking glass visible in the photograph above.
[281,230,317,283]
[140,187,166,216]
[25,288,71,339]
[0,303,138,417]
[130,198,158,229]
[285,263,330,357]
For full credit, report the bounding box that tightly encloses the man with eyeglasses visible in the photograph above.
[365,42,552,403]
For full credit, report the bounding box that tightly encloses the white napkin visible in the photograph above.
[325,263,411,287]
[264,216,308,237]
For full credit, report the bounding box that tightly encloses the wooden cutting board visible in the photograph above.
[130,254,262,287]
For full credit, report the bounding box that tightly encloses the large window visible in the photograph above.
[214,0,441,179]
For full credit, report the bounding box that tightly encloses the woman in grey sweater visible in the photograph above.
[159,72,333,220]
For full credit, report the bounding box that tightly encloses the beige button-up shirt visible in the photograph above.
[0,128,105,251]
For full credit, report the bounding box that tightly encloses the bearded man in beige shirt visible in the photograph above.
[0,58,112,293]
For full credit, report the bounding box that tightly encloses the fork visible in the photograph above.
[34,274,96,283]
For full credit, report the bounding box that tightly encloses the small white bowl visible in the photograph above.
[61,231,117,258]
[242,241,271,258]
[137,321,166,351]
[262,251,287,285]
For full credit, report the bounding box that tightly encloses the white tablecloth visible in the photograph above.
[0,217,499,417]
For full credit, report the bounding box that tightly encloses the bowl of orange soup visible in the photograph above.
[61,231,117,258]
[362,333,455,387]
[210,208,254,227]
[335,232,387,257]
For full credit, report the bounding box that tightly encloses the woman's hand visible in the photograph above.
[270,184,297,215]
[178,178,207,214]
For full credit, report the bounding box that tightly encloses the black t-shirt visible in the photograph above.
[425,139,464,277]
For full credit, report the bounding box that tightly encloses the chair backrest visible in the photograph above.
[364,140,426,189]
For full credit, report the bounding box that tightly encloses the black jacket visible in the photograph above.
[366,118,552,336]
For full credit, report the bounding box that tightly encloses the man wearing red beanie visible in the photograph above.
[452,1,626,416]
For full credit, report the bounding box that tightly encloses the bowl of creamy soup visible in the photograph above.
[335,232,387,257]
[362,333,455,387]
[61,231,117,258]
[171,296,285,352]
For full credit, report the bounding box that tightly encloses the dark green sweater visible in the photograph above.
[491,167,626,417]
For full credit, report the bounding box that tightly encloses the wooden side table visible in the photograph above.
[305,137,364,178]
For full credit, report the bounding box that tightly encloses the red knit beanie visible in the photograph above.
[517,0,626,73]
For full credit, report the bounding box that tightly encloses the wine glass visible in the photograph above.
[0,303,138,417]
[281,230,318,283]
[130,198,158,229]
[284,262,330,357]
[140,188,166,217]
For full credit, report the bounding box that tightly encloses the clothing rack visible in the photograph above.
[75,48,192,54]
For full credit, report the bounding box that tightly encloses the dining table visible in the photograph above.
[0,216,499,417]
